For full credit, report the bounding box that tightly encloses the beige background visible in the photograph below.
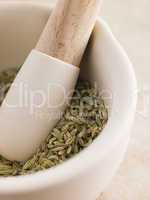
[101,1,150,199]
[4,0,150,199]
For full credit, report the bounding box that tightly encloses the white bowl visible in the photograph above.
[0,2,137,200]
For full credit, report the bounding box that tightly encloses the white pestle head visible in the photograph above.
[0,50,79,161]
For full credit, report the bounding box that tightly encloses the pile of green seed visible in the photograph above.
[0,68,108,176]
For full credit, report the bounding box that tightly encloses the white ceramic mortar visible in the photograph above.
[0,2,137,200]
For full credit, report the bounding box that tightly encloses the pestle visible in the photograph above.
[0,0,102,161]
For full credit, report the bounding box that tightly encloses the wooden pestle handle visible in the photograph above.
[36,0,102,67]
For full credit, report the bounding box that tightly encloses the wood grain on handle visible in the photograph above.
[36,0,102,67]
